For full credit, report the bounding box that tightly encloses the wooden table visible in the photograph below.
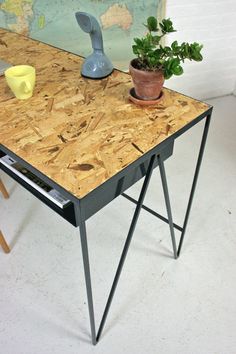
[0,28,212,345]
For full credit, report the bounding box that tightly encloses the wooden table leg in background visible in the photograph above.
[0,178,9,199]
[0,178,10,253]
[0,230,10,253]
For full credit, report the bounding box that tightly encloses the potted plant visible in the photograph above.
[130,16,203,101]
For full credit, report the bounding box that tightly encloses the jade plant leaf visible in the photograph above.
[146,16,158,32]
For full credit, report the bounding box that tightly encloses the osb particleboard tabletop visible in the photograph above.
[0,29,210,199]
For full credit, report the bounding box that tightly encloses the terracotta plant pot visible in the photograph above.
[129,59,164,101]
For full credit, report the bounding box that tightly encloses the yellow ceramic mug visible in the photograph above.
[5,65,36,99]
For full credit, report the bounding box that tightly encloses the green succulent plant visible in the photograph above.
[132,17,203,79]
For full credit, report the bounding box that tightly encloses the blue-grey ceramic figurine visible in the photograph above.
[75,12,113,79]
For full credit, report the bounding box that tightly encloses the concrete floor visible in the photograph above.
[0,95,235,354]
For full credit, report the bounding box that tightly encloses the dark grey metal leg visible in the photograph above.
[96,154,156,342]
[157,154,178,259]
[122,192,183,232]
[79,221,97,345]
[177,113,212,256]
[78,112,212,344]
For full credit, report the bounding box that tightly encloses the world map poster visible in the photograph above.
[0,0,165,71]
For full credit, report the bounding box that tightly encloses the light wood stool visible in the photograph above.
[0,230,10,253]
[0,178,9,199]
[0,178,10,253]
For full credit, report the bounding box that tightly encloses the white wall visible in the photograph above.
[164,0,236,99]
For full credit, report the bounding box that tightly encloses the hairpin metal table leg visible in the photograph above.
[96,154,156,342]
[79,221,97,345]
[157,154,178,259]
[79,154,156,344]
[177,112,212,256]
